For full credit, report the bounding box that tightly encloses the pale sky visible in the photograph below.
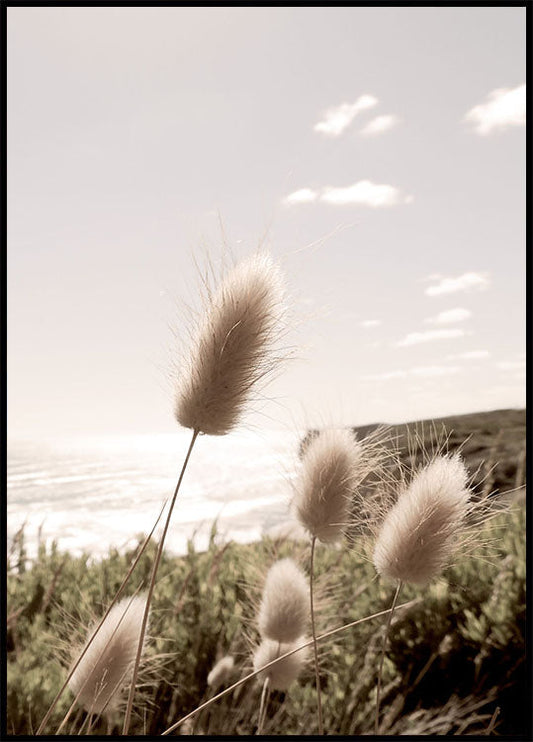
[7,7,526,439]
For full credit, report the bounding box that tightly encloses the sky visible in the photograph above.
[7,6,526,439]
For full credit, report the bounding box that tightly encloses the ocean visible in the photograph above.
[7,428,304,561]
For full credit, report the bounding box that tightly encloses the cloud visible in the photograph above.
[425,307,472,325]
[496,360,526,371]
[464,83,525,135]
[411,365,461,377]
[361,369,406,381]
[283,188,318,205]
[314,95,378,137]
[361,365,460,381]
[283,180,412,208]
[321,180,410,207]
[360,114,399,135]
[446,350,490,360]
[425,272,490,296]
[395,328,467,347]
[360,319,382,328]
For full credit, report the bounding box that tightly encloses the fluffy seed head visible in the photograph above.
[373,454,471,585]
[293,428,367,543]
[174,253,285,435]
[257,558,308,643]
[253,639,308,690]
[68,595,148,716]
[206,655,235,689]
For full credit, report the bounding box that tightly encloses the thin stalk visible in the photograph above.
[122,428,199,734]
[310,535,324,735]
[374,580,403,735]
[85,712,98,735]
[36,503,166,735]
[67,708,83,736]
[486,706,500,736]
[257,676,270,735]
[76,712,92,736]
[162,597,420,735]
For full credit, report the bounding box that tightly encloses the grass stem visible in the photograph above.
[122,428,199,734]
[257,676,270,735]
[310,535,324,735]
[375,580,403,734]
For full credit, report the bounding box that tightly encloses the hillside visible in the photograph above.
[302,408,526,498]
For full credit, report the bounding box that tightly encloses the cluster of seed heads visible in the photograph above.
[61,250,485,735]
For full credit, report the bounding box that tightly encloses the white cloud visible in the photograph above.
[425,307,472,325]
[321,180,407,207]
[420,272,444,282]
[464,83,526,135]
[425,272,490,296]
[446,350,490,360]
[283,180,413,208]
[314,95,378,137]
[283,188,318,205]
[395,328,467,347]
[361,369,406,381]
[360,114,399,135]
[360,319,382,328]
[496,360,526,371]
[411,365,461,377]
[361,365,460,381]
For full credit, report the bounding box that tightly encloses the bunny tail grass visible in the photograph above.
[373,453,471,586]
[207,656,235,689]
[293,428,370,544]
[258,558,309,643]
[67,594,149,717]
[174,252,286,436]
[253,639,309,691]
[37,504,166,735]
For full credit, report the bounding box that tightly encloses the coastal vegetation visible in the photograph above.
[7,410,526,736]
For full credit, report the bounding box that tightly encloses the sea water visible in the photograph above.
[7,428,303,561]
